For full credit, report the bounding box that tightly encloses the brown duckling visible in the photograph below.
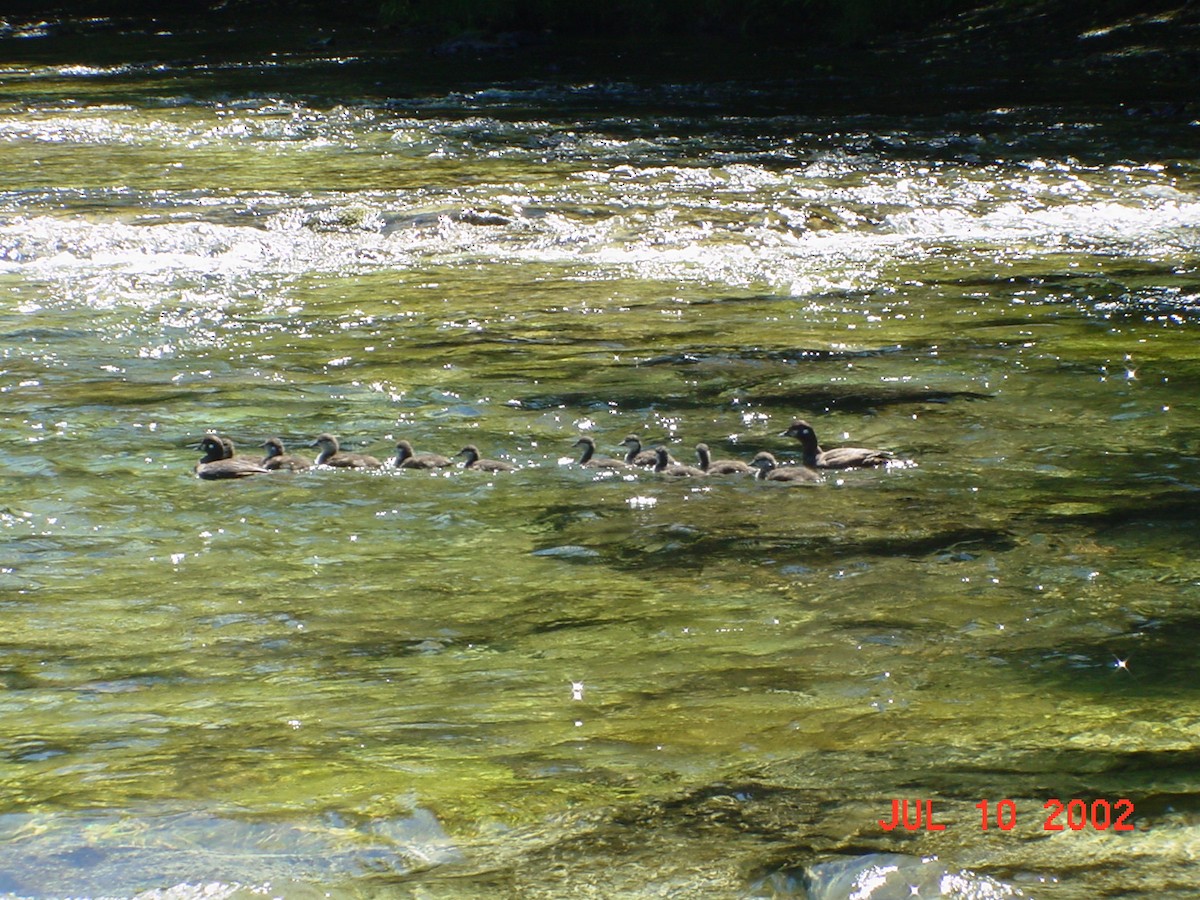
[653,445,707,478]
[573,436,629,470]
[214,435,263,463]
[457,444,517,473]
[393,440,453,470]
[621,434,671,468]
[261,437,311,472]
[750,451,822,484]
[195,435,269,480]
[695,442,753,475]
[310,433,383,469]
[782,419,892,469]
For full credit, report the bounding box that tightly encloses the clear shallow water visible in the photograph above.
[1,35,1199,900]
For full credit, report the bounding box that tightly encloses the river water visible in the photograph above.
[1,23,1199,900]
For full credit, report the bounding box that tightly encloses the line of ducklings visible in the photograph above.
[194,420,903,485]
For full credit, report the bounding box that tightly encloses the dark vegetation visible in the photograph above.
[374,0,979,43]
[0,0,1197,105]
[0,0,1192,46]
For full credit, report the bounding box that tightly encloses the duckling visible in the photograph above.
[215,435,262,463]
[750,451,822,484]
[782,419,892,469]
[653,445,706,478]
[309,433,382,469]
[393,440,453,470]
[695,442,753,475]
[261,437,311,472]
[457,444,517,473]
[573,436,629,470]
[195,435,269,480]
[621,434,671,468]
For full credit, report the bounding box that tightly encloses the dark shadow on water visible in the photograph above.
[518,382,992,412]
[537,524,1017,573]
[735,384,993,411]
[998,615,1200,698]
[637,343,913,367]
[1028,489,1200,530]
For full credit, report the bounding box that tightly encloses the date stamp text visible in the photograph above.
[879,798,1135,832]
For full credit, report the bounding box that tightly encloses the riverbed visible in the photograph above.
[1,19,1199,899]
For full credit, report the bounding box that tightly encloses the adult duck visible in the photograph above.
[195,435,269,480]
[782,419,893,469]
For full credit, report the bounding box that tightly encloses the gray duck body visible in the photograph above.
[782,419,892,469]
[195,435,269,480]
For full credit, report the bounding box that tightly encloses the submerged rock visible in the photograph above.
[764,852,1030,899]
[531,544,602,560]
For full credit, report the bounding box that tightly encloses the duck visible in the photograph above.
[750,451,823,484]
[782,419,892,469]
[621,434,671,468]
[573,436,629,470]
[261,437,311,472]
[393,439,453,470]
[653,445,707,478]
[457,444,517,473]
[309,433,383,469]
[213,435,262,463]
[195,435,269,480]
[695,442,753,475]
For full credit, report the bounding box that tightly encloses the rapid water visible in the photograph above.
[1,32,1199,900]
